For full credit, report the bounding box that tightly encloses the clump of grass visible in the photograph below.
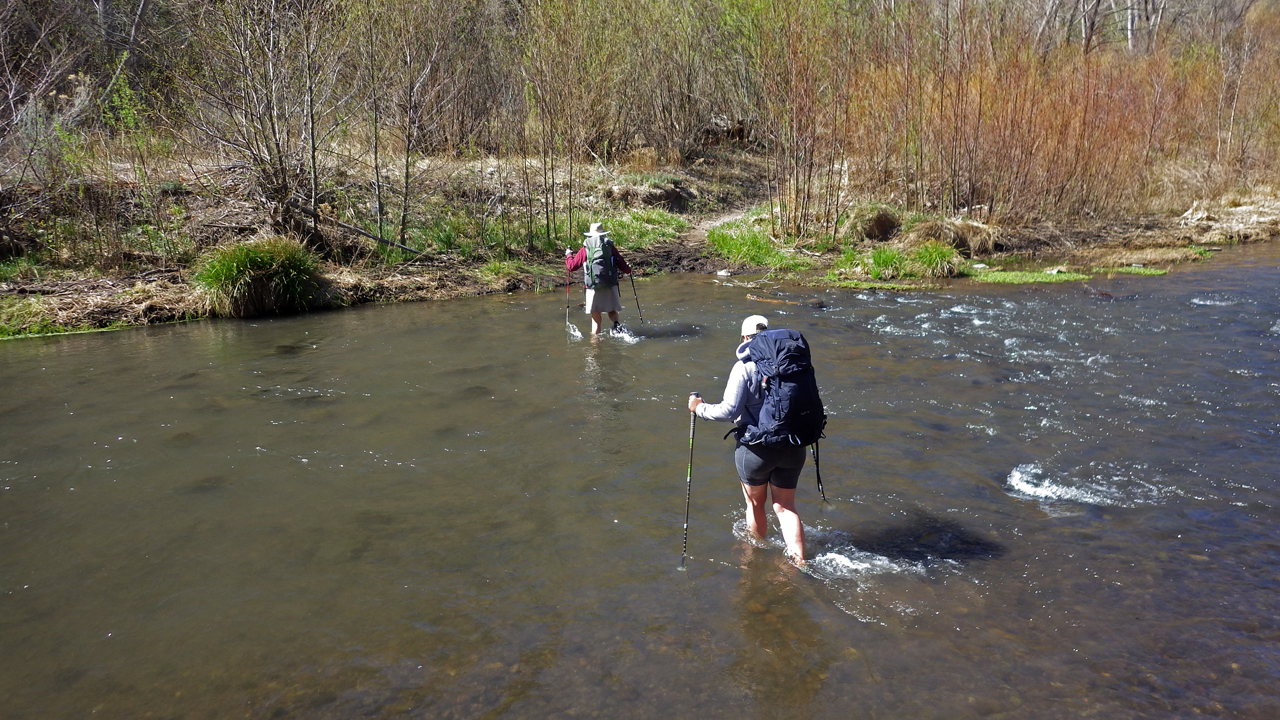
[909,240,962,278]
[817,276,919,291]
[0,297,76,338]
[866,246,906,280]
[0,256,43,282]
[599,208,690,249]
[616,171,681,187]
[902,219,997,257]
[414,215,473,255]
[830,246,861,274]
[971,270,1091,284]
[477,258,538,286]
[192,236,322,318]
[706,209,811,270]
[898,211,941,236]
[1092,266,1168,276]
[842,202,901,241]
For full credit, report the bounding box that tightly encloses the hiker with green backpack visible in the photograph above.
[687,315,827,567]
[566,223,633,335]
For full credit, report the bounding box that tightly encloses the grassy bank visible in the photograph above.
[3,151,1279,338]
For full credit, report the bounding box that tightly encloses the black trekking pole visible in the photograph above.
[679,393,699,571]
[811,441,828,504]
[629,274,645,325]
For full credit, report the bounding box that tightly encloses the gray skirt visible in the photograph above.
[585,285,623,314]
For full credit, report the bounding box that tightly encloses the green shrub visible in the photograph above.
[192,237,322,318]
[909,240,962,278]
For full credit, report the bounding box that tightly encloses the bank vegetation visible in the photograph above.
[3,0,1280,335]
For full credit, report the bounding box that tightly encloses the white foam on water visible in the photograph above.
[810,548,926,580]
[1190,295,1240,306]
[608,326,642,344]
[731,518,778,549]
[1005,462,1179,509]
[566,322,584,340]
[1270,320,1280,334]
[1120,394,1166,407]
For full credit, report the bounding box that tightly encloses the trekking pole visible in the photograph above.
[565,264,571,326]
[629,274,645,325]
[811,441,828,503]
[679,393,699,571]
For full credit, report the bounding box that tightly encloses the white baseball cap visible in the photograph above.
[741,315,768,337]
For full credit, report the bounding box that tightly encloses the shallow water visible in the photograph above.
[3,245,1279,719]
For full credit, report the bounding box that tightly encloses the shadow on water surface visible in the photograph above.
[635,323,703,339]
[820,511,1005,565]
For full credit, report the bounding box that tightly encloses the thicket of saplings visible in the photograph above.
[3,0,1280,311]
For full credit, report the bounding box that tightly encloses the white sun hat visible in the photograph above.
[741,315,768,337]
[584,223,609,237]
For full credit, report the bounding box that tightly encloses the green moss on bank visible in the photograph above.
[1091,266,1169,276]
[969,270,1092,284]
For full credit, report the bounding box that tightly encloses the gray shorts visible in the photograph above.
[585,285,622,314]
[735,442,807,489]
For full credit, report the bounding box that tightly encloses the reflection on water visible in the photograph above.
[2,243,1280,718]
[728,547,833,714]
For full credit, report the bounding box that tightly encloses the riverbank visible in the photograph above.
[3,155,1278,338]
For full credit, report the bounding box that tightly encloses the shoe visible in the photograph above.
[612,321,621,332]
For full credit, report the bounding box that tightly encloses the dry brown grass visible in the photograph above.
[901,219,999,257]
[1,278,207,337]
[1067,247,1203,267]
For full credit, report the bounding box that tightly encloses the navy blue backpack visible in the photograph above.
[741,328,827,448]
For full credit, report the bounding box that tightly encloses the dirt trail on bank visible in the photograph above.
[623,207,751,276]
[683,208,747,246]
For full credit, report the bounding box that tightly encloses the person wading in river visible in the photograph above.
[688,315,810,566]
[566,223,632,335]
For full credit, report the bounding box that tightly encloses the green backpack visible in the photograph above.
[585,233,619,289]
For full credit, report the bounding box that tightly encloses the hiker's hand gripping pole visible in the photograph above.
[679,392,699,571]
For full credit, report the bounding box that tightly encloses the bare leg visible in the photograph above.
[590,311,603,334]
[607,310,620,328]
[741,482,770,541]
[770,486,806,564]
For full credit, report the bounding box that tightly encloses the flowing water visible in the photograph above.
[3,244,1279,719]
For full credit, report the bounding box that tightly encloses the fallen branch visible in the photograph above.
[286,198,431,258]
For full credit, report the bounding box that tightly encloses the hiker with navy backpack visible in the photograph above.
[687,315,827,567]
[566,223,632,335]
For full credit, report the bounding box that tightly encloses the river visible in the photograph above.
[2,243,1278,719]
